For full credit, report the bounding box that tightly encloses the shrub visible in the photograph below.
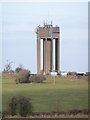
[30,75,46,83]
[6,96,33,117]
[8,96,18,116]
[2,110,9,118]
[15,67,23,73]
[19,96,33,117]
[16,69,30,83]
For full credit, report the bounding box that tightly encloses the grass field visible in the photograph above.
[2,74,88,113]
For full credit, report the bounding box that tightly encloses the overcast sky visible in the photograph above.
[2,2,88,73]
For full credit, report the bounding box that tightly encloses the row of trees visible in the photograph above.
[3,60,24,73]
[3,60,46,84]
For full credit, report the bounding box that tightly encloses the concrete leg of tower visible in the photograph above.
[45,38,47,74]
[43,38,46,74]
[37,36,41,74]
[51,38,53,72]
[58,37,60,73]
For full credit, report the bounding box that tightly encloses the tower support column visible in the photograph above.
[58,37,60,73]
[51,38,53,72]
[37,35,41,74]
[45,38,47,74]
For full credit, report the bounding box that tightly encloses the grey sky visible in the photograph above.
[2,2,88,73]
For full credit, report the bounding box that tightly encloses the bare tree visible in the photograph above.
[4,60,14,72]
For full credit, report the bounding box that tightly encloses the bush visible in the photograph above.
[2,110,9,118]
[30,75,46,83]
[8,96,18,116]
[19,96,33,117]
[15,69,30,83]
[15,67,23,73]
[15,70,46,84]
[6,96,33,117]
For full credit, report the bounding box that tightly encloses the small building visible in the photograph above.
[76,72,85,78]
[61,72,67,77]
[50,72,57,76]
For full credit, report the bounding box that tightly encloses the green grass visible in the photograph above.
[2,74,88,113]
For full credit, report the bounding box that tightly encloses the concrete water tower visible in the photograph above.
[36,22,60,75]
